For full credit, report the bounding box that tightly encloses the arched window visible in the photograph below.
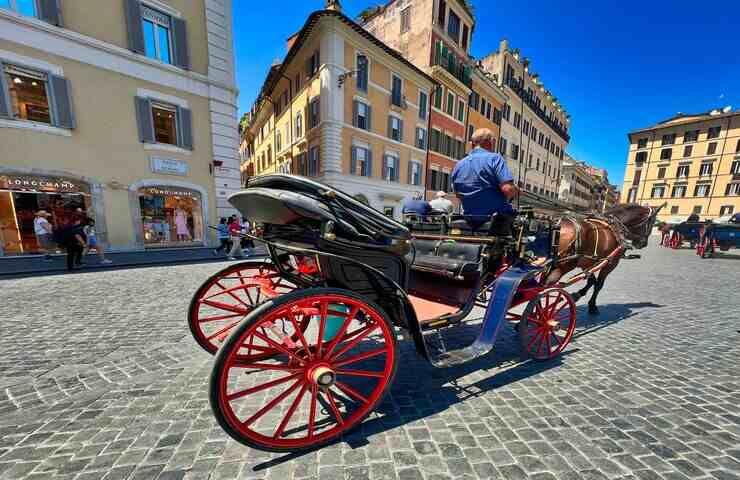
[295,113,303,138]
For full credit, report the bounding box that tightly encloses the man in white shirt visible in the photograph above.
[33,210,54,260]
[429,191,453,214]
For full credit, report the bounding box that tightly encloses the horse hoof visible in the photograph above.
[588,307,599,315]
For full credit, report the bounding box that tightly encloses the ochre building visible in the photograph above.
[622,110,740,222]
[241,4,434,218]
[0,0,239,256]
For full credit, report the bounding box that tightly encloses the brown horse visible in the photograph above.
[544,203,665,315]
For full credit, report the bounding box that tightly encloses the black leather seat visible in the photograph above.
[410,240,482,279]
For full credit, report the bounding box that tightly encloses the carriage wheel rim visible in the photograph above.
[190,262,297,355]
[523,289,576,360]
[216,293,395,449]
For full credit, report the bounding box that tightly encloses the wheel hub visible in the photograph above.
[309,365,336,388]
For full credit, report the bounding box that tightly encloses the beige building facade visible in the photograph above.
[240,6,434,219]
[480,40,571,200]
[559,154,594,211]
[0,0,239,256]
[622,110,740,222]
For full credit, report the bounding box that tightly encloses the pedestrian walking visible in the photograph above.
[226,217,244,260]
[33,210,54,260]
[84,218,112,264]
[62,215,87,271]
[240,217,254,255]
[213,218,230,255]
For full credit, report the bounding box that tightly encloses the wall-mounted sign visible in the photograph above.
[150,157,189,177]
[0,175,88,194]
[141,187,199,199]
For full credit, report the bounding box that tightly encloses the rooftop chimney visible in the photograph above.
[325,0,342,12]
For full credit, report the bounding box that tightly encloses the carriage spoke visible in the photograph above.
[227,372,302,401]
[324,389,345,426]
[211,282,252,307]
[551,331,564,348]
[336,369,385,378]
[526,328,544,352]
[198,313,244,323]
[287,311,313,361]
[329,324,380,361]
[323,306,360,359]
[231,361,299,371]
[242,379,303,427]
[316,302,329,358]
[201,299,249,315]
[334,348,387,367]
[206,322,240,341]
[274,382,308,439]
[334,381,369,404]
[308,384,318,439]
[253,330,306,366]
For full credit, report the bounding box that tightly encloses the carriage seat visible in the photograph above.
[448,212,515,237]
[410,239,483,279]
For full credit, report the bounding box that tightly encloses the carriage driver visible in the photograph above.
[451,128,519,230]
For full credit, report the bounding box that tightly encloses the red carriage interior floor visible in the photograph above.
[408,295,459,322]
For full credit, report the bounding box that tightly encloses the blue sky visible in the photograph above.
[233,0,740,187]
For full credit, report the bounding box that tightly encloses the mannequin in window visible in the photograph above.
[175,204,191,241]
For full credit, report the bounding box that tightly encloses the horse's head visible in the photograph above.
[606,203,665,249]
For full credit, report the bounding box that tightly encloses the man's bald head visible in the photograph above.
[471,128,496,151]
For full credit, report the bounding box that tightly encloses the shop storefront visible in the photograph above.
[137,186,204,248]
[0,174,91,256]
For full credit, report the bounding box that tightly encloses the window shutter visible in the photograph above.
[124,0,146,54]
[352,101,358,127]
[0,64,10,119]
[134,96,155,143]
[387,116,392,139]
[49,75,76,129]
[351,147,357,175]
[366,105,372,131]
[399,119,404,143]
[177,107,194,150]
[38,0,63,26]
[393,157,400,182]
[367,148,373,177]
[407,160,413,185]
[171,17,191,70]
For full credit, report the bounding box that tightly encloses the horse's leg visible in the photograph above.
[587,260,619,315]
[572,273,596,302]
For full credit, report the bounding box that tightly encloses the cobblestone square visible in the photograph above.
[0,245,738,479]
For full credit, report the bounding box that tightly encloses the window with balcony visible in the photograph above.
[731,160,740,175]
[419,91,427,120]
[683,145,693,158]
[356,54,368,92]
[651,185,665,198]
[383,154,400,182]
[676,165,689,178]
[694,184,710,197]
[353,100,371,131]
[400,7,411,33]
[707,126,721,139]
[671,185,686,198]
[707,142,717,155]
[684,130,699,143]
[661,133,676,146]
[660,148,672,160]
[637,138,648,149]
[391,74,403,107]
[388,115,402,142]
[351,145,371,176]
[699,163,713,176]
[447,10,460,43]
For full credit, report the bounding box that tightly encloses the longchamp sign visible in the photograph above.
[0,175,87,194]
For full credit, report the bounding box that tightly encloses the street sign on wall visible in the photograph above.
[150,157,189,176]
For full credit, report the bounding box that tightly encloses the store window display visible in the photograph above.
[138,187,203,247]
[0,174,90,256]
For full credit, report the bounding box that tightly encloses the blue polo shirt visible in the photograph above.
[402,199,432,216]
[451,147,515,218]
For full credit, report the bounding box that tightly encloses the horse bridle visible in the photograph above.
[610,206,658,246]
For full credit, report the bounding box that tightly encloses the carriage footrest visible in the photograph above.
[408,295,459,326]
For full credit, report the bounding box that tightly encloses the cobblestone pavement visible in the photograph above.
[0,245,738,480]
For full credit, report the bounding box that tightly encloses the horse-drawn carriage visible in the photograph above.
[664,220,704,249]
[696,214,740,258]
[188,175,660,452]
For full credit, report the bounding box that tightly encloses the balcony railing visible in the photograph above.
[433,42,472,88]
[506,77,570,142]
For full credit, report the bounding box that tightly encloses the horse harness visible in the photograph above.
[556,215,627,264]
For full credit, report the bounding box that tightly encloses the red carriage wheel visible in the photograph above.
[188,260,299,355]
[519,288,576,361]
[209,288,397,452]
